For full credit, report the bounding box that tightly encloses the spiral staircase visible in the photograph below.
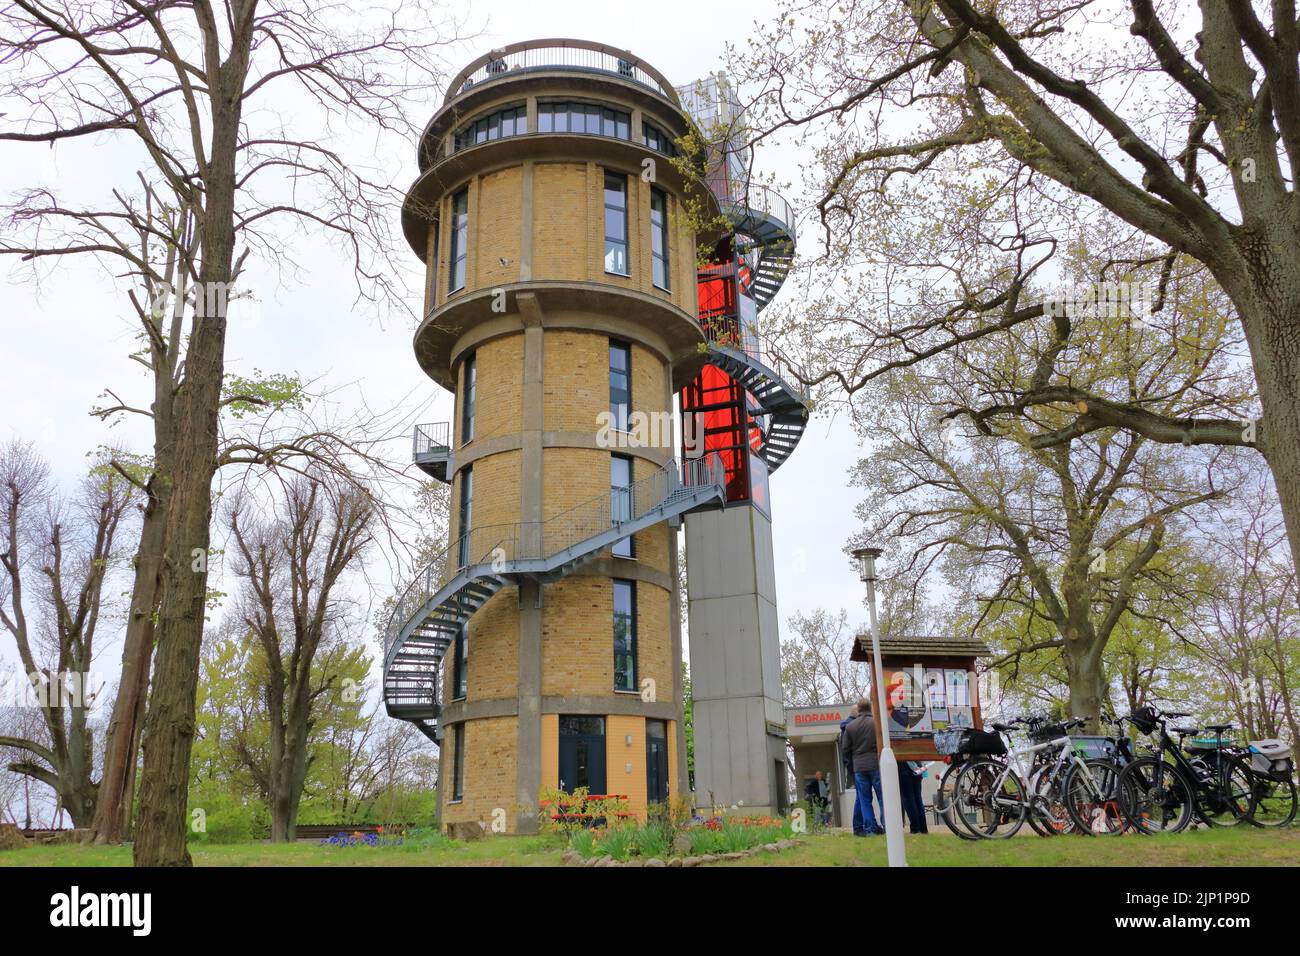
[384,456,726,741]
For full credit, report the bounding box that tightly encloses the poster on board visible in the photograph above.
[883,665,976,738]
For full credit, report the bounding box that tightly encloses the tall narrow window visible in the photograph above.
[452,623,468,700]
[428,222,439,311]
[451,724,465,801]
[603,172,628,275]
[460,352,476,443]
[449,188,469,293]
[609,341,630,432]
[650,188,670,290]
[457,466,473,567]
[613,579,637,692]
[611,455,634,558]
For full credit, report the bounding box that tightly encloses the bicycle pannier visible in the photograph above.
[1248,740,1293,781]
[962,729,1007,756]
[934,728,966,756]
[1130,706,1158,734]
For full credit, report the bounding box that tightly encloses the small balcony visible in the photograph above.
[413,422,452,482]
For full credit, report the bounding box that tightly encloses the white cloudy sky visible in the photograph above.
[0,0,871,706]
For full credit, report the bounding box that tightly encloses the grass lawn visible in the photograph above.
[3,826,1297,867]
[718,825,1300,867]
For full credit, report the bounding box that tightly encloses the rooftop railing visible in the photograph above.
[445,39,678,106]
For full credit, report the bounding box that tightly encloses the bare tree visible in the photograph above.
[1176,461,1299,745]
[227,475,374,840]
[782,609,869,706]
[0,0,463,865]
[0,442,136,826]
[733,0,1300,580]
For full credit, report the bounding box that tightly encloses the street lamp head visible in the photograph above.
[851,546,883,582]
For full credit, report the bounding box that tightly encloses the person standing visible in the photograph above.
[897,760,929,834]
[842,697,884,836]
[816,771,832,825]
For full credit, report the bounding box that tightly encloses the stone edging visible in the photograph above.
[561,837,801,867]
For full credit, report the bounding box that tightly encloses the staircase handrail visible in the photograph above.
[383,455,725,657]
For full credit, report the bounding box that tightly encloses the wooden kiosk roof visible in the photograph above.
[850,634,993,663]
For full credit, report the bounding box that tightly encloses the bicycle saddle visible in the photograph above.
[991,722,1015,733]
[1173,726,1200,735]
[1203,723,1233,733]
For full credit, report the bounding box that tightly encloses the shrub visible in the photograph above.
[186,787,267,844]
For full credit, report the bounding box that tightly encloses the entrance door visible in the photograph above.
[646,719,669,805]
[558,716,607,794]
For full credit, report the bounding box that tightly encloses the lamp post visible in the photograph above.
[852,546,907,867]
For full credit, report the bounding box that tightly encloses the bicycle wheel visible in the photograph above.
[1027,766,1070,836]
[1064,758,1126,835]
[934,762,979,840]
[1244,765,1298,828]
[953,757,1026,839]
[1195,754,1253,827]
[1118,757,1194,834]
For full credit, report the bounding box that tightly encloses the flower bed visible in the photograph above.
[318,825,407,848]
[560,811,799,866]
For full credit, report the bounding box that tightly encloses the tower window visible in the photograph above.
[603,172,629,276]
[452,623,468,701]
[451,723,465,801]
[642,120,677,157]
[611,454,634,558]
[650,188,670,291]
[613,579,637,692]
[461,352,476,443]
[457,465,473,568]
[428,221,439,311]
[538,101,630,139]
[453,104,526,152]
[609,340,631,432]
[449,188,468,293]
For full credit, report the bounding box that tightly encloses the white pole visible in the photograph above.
[864,564,908,867]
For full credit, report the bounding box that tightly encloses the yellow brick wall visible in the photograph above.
[539,574,672,702]
[541,574,614,697]
[467,587,519,701]
[474,166,522,289]
[635,584,673,708]
[629,457,672,575]
[440,715,518,830]
[449,448,521,554]
[456,332,524,447]
[532,163,588,281]
[541,330,605,432]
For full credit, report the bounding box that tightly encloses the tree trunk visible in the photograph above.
[1064,632,1106,732]
[92,479,165,844]
[133,85,242,866]
[1230,238,1300,594]
[269,690,311,842]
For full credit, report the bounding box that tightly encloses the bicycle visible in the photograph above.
[1116,706,1255,833]
[1060,714,1138,835]
[1190,730,1297,828]
[950,716,1115,840]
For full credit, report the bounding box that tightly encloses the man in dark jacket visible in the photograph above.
[838,704,858,807]
[842,697,884,835]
